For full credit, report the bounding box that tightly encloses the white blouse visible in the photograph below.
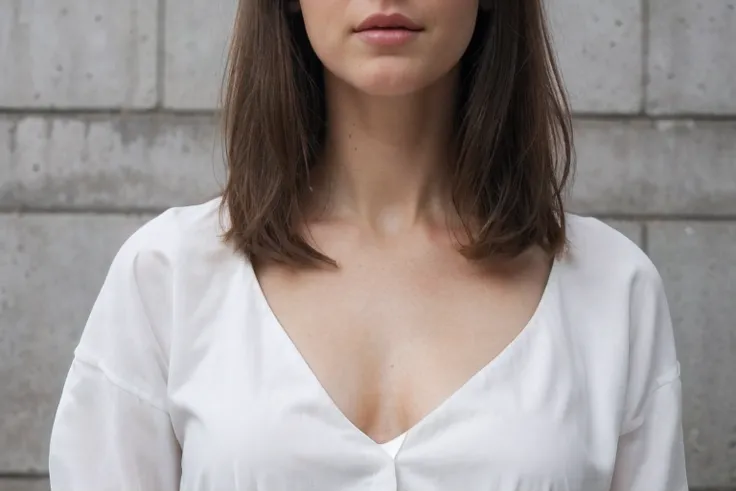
[49,198,689,491]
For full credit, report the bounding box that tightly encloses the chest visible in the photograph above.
[255,244,548,442]
[166,270,619,491]
[165,244,624,491]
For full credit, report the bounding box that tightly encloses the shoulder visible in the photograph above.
[102,196,237,328]
[554,214,674,366]
[558,215,679,403]
[116,196,227,264]
[560,214,663,297]
[76,197,234,368]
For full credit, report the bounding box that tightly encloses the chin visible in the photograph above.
[347,63,437,97]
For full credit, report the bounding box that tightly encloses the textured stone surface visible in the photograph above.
[0,479,49,491]
[649,222,736,487]
[570,120,736,215]
[648,0,736,114]
[602,220,644,247]
[0,0,157,109]
[547,0,643,113]
[0,116,223,210]
[0,119,13,168]
[0,214,152,472]
[164,0,237,109]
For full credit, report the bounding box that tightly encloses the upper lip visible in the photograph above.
[354,13,423,32]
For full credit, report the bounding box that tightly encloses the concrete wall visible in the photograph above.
[0,0,734,489]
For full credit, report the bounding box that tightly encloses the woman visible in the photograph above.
[49,0,688,489]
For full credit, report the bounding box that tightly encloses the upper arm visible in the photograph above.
[610,260,688,490]
[50,359,181,490]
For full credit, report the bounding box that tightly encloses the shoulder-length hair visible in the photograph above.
[220,0,573,267]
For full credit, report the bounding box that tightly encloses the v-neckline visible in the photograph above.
[248,256,561,456]
[379,432,407,459]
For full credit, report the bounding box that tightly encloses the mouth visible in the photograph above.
[353,13,424,33]
[352,13,424,46]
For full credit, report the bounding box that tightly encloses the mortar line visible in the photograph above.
[641,0,651,113]
[641,222,649,254]
[589,213,736,223]
[0,207,168,216]
[571,113,736,122]
[156,0,167,109]
[0,473,49,479]
[0,108,218,117]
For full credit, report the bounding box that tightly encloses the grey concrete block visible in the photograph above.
[0,115,223,210]
[649,222,736,487]
[0,214,152,472]
[547,0,643,113]
[164,0,237,110]
[569,119,736,215]
[648,0,736,114]
[0,0,158,109]
[0,479,49,491]
[0,119,13,167]
[602,220,643,247]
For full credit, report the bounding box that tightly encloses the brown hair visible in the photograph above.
[221,0,573,267]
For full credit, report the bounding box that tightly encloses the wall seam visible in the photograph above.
[156,0,167,109]
[641,0,651,113]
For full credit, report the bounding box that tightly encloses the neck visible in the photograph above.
[313,69,458,231]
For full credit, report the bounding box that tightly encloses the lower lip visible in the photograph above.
[355,28,421,46]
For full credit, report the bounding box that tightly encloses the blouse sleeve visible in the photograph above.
[609,261,688,491]
[49,214,181,490]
